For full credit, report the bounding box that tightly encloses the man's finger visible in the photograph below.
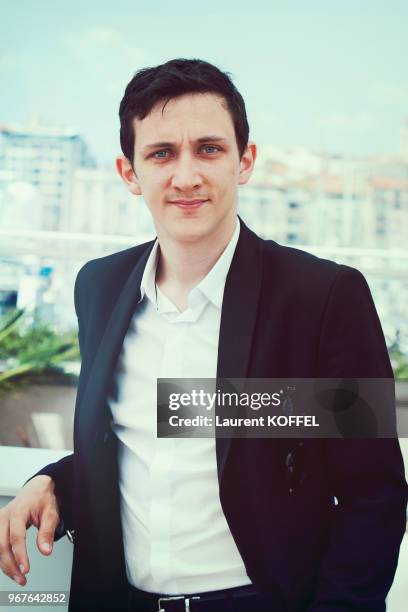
[0,514,26,585]
[36,508,59,555]
[9,514,30,576]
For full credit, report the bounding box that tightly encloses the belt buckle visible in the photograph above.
[158,595,200,612]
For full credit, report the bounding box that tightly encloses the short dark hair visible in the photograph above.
[119,58,249,161]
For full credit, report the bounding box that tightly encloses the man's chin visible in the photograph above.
[166,217,217,243]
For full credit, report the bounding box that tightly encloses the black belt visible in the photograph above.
[128,583,266,611]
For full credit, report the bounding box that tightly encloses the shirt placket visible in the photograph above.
[149,314,187,592]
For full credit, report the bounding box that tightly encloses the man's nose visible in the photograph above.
[170,153,202,191]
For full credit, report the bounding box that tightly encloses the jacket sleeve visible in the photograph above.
[27,454,74,541]
[307,266,408,612]
[25,265,88,541]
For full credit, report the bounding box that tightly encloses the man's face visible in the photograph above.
[117,93,256,244]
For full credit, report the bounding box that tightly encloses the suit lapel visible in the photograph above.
[216,218,264,482]
[78,241,155,442]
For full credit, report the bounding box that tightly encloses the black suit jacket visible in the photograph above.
[34,218,408,612]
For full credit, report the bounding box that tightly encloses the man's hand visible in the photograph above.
[0,475,60,586]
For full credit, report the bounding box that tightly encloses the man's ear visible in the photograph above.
[238,142,257,186]
[116,155,142,196]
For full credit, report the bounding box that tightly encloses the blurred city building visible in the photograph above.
[69,166,153,237]
[0,122,95,232]
[243,144,408,249]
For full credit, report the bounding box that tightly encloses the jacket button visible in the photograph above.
[66,529,75,544]
[93,429,111,445]
[285,452,294,473]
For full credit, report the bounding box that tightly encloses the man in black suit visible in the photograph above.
[0,58,407,612]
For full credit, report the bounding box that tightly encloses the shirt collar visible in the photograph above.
[139,239,159,305]
[139,217,240,311]
[193,218,240,309]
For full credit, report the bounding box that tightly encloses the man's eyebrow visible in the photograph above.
[142,141,174,152]
[196,136,228,144]
[142,136,228,153]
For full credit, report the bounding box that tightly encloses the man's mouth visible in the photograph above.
[168,199,209,209]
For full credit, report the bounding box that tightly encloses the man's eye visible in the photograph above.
[152,150,170,159]
[201,145,220,154]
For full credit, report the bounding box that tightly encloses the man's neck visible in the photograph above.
[155,216,238,312]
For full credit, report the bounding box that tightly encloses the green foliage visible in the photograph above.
[389,349,408,380]
[388,331,408,381]
[0,308,80,393]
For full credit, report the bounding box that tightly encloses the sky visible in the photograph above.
[1,0,407,165]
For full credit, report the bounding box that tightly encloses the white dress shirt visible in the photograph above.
[109,218,252,594]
